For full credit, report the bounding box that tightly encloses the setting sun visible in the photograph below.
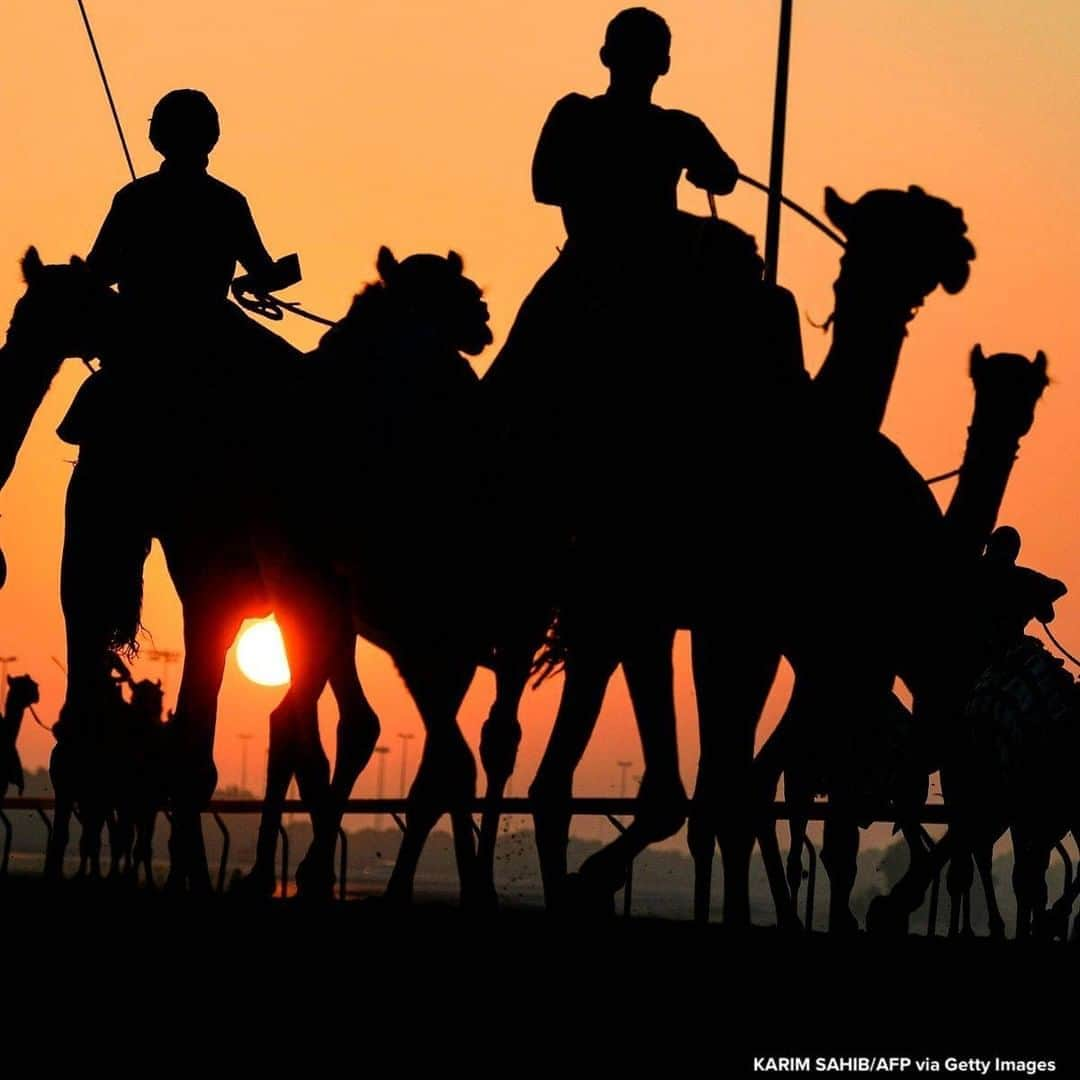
[235,617,291,687]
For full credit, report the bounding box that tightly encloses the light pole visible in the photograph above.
[0,656,16,713]
[237,732,253,793]
[143,648,182,702]
[763,0,794,285]
[397,732,415,797]
[617,760,633,799]
[374,745,390,829]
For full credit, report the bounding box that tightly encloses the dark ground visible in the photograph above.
[0,876,1073,1075]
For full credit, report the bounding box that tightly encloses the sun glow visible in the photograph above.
[235,618,291,687]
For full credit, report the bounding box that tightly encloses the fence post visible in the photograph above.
[0,809,11,877]
[212,812,231,893]
[338,826,348,902]
[278,825,289,899]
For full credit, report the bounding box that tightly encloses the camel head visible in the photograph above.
[824,186,975,317]
[4,673,40,712]
[129,678,165,726]
[969,344,1048,440]
[9,247,118,362]
[375,246,493,357]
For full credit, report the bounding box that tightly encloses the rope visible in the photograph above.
[233,288,338,328]
[76,1,136,183]
[925,467,961,486]
[1041,621,1080,668]
[738,172,845,248]
[28,705,54,734]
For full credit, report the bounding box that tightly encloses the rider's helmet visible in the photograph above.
[149,89,220,162]
[600,8,671,80]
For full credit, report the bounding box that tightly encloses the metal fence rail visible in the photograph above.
[0,796,959,929]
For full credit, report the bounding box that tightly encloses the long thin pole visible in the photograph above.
[763,0,794,284]
[76,0,137,182]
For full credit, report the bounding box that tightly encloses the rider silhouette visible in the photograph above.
[87,89,295,312]
[487,7,741,401]
[70,88,300,462]
[532,7,739,249]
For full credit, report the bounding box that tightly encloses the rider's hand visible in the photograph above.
[231,273,254,301]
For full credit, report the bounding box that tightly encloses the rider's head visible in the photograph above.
[149,90,220,167]
[600,8,671,85]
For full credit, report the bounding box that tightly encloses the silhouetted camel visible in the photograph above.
[0,249,376,890]
[773,691,930,924]
[753,347,1049,931]
[0,246,539,904]
[1,674,39,800]
[940,528,1065,938]
[493,185,978,920]
[868,531,1078,939]
[106,656,168,884]
[753,346,1047,936]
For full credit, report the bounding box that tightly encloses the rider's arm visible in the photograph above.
[234,194,277,285]
[679,113,739,196]
[86,189,130,286]
[532,94,587,207]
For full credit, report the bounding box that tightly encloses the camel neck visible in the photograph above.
[3,700,28,734]
[813,280,912,434]
[944,415,1022,561]
[0,338,66,494]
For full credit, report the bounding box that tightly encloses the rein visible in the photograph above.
[232,287,338,328]
[1041,621,1080,668]
[28,704,54,734]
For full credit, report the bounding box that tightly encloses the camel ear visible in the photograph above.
[823,187,851,234]
[21,246,43,283]
[969,343,986,377]
[446,251,463,274]
[376,246,399,282]
[1034,350,1048,378]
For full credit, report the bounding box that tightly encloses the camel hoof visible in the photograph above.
[828,909,861,936]
[777,910,804,935]
[462,881,499,916]
[560,872,616,919]
[295,858,336,902]
[230,864,278,899]
[865,895,909,937]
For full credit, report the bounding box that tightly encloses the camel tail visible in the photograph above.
[101,525,152,660]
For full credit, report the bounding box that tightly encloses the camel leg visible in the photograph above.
[135,811,156,888]
[690,628,780,927]
[946,850,974,937]
[1015,836,1052,940]
[46,791,74,882]
[165,603,239,894]
[821,813,860,935]
[477,645,532,904]
[52,457,150,882]
[786,807,810,918]
[575,625,686,898]
[295,634,380,893]
[974,842,1004,939]
[385,650,476,907]
[246,695,297,894]
[529,645,618,909]
[751,712,803,933]
[867,820,997,935]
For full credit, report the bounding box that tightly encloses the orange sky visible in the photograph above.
[1,3,1078,824]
